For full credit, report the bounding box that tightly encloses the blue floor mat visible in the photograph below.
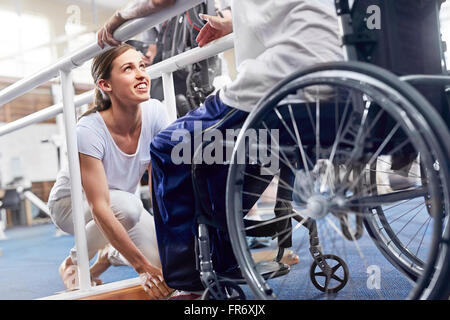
[0,216,416,300]
[0,223,137,300]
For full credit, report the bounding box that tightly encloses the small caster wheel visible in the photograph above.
[310,254,349,293]
[201,280,246,300]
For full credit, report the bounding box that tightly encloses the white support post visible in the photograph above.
[0,209,6,240]
[162,72,177,123]
[60,69,91,291]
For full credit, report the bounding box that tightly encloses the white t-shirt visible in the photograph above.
[220,0,343,112]
[48,99,170,205]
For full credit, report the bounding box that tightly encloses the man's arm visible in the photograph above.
[97,0,176,48]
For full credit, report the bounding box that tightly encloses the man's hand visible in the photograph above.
[142,43,157,66]
[97,11,127,49]
[196,11,233,47]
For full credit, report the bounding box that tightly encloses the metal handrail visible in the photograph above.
[0,33,234,137]
[0,0,204,108]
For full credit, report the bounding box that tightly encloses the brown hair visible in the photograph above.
[81,43,136,117]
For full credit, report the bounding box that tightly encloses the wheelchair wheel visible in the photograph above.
[309,254,349,293]
[200,280,246,300]
[226,61,450,300]
[363,157,443,282]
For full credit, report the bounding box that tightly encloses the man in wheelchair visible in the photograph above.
[98,0,450,300]
[148,0,343,297]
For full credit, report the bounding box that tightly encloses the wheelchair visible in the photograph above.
[189,0,450,300]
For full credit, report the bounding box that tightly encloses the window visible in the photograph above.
[65,23,96,84]
[0,10,53,78]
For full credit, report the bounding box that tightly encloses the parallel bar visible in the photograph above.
[60,69,91,291]
[0,34,234,137]
[23,191,50,216]
[0,0,203,108]
[0,91,93,137]
[146,33,235,79]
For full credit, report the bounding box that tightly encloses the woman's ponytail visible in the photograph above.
[81,87,112,117]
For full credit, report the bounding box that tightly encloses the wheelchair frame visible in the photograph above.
[187,0,450,300]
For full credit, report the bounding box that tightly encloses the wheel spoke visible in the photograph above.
[376,157,421,179]
[347,123,401,192]
[262,121,297,176]
[331,262,342,273]
[243,171,295,194]
[226,73,448,301]
[314,271,326,277]
[315,93,321,162]
[331,273,344,283]
[387,202,424,225]
[415,217,432,258]
[287,104,314,177]
[404,216,431,255]
[394,205,425,237]
[319,89,353,193]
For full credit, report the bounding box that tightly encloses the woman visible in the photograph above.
[47,43,171,299]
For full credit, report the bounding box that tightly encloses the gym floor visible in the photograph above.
[0,219,412,300]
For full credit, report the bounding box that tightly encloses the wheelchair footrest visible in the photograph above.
[217,261,290,285]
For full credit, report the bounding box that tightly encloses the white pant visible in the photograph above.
[48,190,161,269]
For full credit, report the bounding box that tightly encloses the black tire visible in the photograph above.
[226,61,450,300]
[310,254,349,293]
[200,280,246,300]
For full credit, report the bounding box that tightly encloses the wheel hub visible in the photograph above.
[305,194,329,220]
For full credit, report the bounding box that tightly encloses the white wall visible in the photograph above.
[0,123,60,186]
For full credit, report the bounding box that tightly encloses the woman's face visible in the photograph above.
[101,48,151,105]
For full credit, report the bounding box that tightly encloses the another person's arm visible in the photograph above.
[143,43,158,66]
[196,8,232,47]
[98,0,176,48]
[142,27,159,66]
[79,153,171,298]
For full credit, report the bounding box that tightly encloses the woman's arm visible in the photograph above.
[79,153,170,298]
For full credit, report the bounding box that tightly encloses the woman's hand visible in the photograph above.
[196,11,233,47]
[79,154,172,299]
[138,266,173,299]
